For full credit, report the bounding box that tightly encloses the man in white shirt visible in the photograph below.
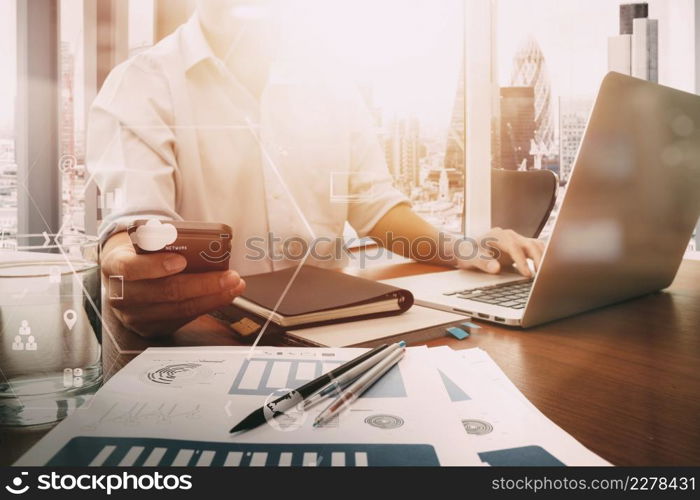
[91,0,543,338]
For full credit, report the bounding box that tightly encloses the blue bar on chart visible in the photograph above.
[47,437,440,466]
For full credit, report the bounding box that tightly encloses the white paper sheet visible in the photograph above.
[17,346,480,467]
[430,346,610,466]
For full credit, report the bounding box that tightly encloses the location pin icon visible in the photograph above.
[63,309,77,331]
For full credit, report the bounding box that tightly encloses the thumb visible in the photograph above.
[477,256,501,274]
[103,245,187,281]
[456,253,501,274]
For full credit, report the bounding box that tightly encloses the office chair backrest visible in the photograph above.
[491,168,558,238]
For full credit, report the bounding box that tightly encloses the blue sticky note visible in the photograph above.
[461,322,481,331]
[446,327,470,340]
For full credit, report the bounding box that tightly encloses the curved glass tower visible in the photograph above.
[510,36,554,154]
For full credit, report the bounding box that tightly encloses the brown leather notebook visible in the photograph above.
[232,265,414,328]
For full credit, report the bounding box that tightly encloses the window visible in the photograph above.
[3,0,698,255]
[297,0,465,234]
[56,0,155,235]
[60,0,86,233]
[494,0,698,246]
[0,0,17,244]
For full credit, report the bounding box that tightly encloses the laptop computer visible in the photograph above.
[384,72,700,328]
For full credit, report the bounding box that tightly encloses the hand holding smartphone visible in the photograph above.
[102,223,244,339]
[127,220,233,273]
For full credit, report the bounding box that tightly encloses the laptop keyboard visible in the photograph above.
[442,279,534,309]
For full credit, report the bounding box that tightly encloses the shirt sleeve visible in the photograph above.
[344,86,410,237]
[86,54,182,243]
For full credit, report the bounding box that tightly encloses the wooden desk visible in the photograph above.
[3,259,699,466]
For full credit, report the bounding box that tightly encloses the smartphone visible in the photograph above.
[127,220,232,273]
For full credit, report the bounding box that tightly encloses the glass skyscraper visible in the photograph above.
[510,36,555,155]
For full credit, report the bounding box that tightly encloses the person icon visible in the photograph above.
[18,320,31,336]
[12,335,24,351]
[25,335,37,351]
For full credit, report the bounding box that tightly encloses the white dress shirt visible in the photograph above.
[87,14,408,276]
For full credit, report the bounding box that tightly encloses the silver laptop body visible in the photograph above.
[384,72,700,328]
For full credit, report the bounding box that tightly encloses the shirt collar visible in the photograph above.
[180,13,217,71]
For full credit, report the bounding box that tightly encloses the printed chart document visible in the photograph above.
[17,346,480,467]
[430,347,610,466]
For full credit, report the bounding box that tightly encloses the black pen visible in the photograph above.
[229,344,389,433]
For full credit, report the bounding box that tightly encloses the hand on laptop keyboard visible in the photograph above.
[443,279,533,308]
[452,227,544,278]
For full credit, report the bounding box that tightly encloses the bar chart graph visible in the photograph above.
[228,358,407,398]
[46,437,440,466]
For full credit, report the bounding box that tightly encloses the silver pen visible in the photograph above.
[313,347,406,427]
[304,340,406,410]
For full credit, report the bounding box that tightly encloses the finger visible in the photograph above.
[123,280,246,324]
[113,270,242,306]
[498,236,531,277]
[455,249,501,274]
[509,244,531,277]
[102,247,187,281]
[523,240,544,271]
[110,303,193,339]
[120,316,193,339]
[479,236,501,260]
[131,320,193,339]
[472,252,501,274]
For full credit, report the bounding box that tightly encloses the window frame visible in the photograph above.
[84,0,130,235]
[16,0,60,235]
[462,0,497,237]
